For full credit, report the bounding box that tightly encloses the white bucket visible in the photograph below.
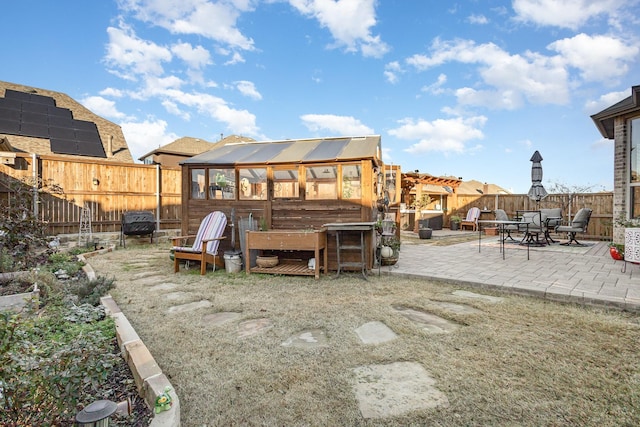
[224,253,242,273]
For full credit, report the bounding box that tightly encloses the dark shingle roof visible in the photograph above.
[591,85,640,139]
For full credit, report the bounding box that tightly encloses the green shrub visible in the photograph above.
[65,275,116,306]
[0,308,118,425]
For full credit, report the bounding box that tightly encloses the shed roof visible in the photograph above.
[182,135,382,166]
[591,85,640,139]
[138,134,255,160]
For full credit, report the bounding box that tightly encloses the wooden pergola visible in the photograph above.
[401,172,462,231]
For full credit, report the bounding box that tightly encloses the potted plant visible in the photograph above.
[450,215,462,231]
[379,236,401,266]
[418,220,432,239]
[609,242,624,261]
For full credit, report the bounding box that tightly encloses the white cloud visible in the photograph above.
[162,99,191,120]
[389,115,487,154]
[105,24,172,79]
[300,114,374,135]
[512,0,628,29]
[421,73,447,95]
[467,14,488,24]
[289,0,389,57]
[384,61,402,84]
[235,80,262,100]
[118,0,255,50]
[224,52,246,65]
[584,89,630,114]
[120,118,179,161]
[406,38,570,109]
[99,87,125,98]
[547,33,639,82]
[171,42,212,69]
[80,96,128,120]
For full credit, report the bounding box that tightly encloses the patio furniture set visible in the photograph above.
[476,207,593,260]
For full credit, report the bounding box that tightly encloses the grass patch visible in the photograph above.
[90,246,640,426]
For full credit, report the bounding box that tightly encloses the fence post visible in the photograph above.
[32,153,39,218]
[156,164,161,232]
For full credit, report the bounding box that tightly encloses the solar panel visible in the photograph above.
[0,97,21,110]
[48,106,72,118]
[0,118,20,134]
[29,93,55,106]
[21,111,48,124]
[50,138,79,155]
[5,89,31,101]
[48,116,73,128]
[73,120,98,131]
[0,107,20,121]
[49,126,76,139]
[1,89,107,158]
[81,140,106,157]
[21,101,49,114]
[20,122,49,138]
[75,129,101,143]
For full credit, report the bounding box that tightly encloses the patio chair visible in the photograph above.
[460,207,481,231]
[555,208,592,246]
[540,208,563,244]
[494,209,518,242]
[517,210,545,246]
[172,211,227,275]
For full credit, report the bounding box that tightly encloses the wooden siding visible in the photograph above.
[0,153,181,235]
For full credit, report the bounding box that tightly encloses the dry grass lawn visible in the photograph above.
[89,245,640,427]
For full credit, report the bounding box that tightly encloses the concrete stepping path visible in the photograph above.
[393,305,460,333]
[281,329,328,348]
[238,318,273,338]
[148,283,178,292]
[167,300,212,314]
[202,311,243,326]
[352,361,449,418]
[355,321,398,344]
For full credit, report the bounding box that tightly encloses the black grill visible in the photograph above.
[121,211,155,247]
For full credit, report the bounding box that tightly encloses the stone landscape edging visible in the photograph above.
[80,247,180,426]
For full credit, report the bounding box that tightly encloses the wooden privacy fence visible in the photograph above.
[448,192,613,240]
[0,153,181,235]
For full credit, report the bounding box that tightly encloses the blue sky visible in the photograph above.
[2,0,639,193]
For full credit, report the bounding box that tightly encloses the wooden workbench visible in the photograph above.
[244,229,327,279]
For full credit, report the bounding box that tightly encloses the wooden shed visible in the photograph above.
[179,135,397,272]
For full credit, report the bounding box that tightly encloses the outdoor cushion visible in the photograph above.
[172,211,227,274]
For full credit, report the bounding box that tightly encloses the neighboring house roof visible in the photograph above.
[138,134,255,161]
[183,135,382,165]
[0,81,132,162]
[457,179,511,195]
[591,85,640,139]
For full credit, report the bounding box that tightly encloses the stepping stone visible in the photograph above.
[238,318,272,338]
[132,271,161,280]
[429,301,481,314]
[352,361,449,418]
[165,291,190,301]
[202,311,242,326]
[133,276,165,286]
[167,300,212,314]
[393,306,459,333]
[355,321,397,344]
[148,283,178,292]
[452,290,504,303]
[125,262,150,268]
[281,329,328,348]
